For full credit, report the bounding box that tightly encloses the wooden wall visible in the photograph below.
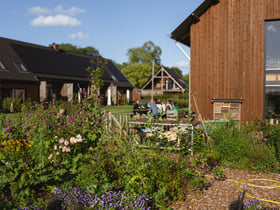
[0,82,39,100]
[190,0,280,122]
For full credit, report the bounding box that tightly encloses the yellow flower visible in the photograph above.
[28,144,32,147]
[3,141,7,145]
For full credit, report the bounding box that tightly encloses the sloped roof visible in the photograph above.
[141,66,186,90]
[170,0,220,46]
[165,67,186,89]
[0,37,133,88]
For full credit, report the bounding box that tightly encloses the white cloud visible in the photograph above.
[54,5,85,16]
[28,5,85,16]
[30,15,81,27]
[28,6,52,15]
[69,32,88,40]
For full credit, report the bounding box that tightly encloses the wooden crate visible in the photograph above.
[166,110,185,121]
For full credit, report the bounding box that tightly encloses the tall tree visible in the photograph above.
[121,63,160,89]
[127,41,162,65]
[59,43,100,57]
[170,67,183,77]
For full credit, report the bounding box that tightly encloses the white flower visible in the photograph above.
[70,137,77,144]
[54,145,57,150]
[64,140,69,146]
[76,134,83,142]
[59,138,64,144]
[48,154,53,159]
[56,152,60,156]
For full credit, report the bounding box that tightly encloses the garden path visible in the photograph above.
[170,168,280,209]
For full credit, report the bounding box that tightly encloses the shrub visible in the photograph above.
[174,99,188,108]
[209,121,279,172]
[0,79,106,207]
[2,97,21,112]
[80,136,202,208]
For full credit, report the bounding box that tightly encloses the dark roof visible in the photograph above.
[0,37,133,88]
[164,67,186,89]
[170,0,220,46]
[0,38,39,82]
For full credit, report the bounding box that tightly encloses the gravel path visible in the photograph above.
[170,168,280,209]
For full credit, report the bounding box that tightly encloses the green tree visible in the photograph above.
[127,41,162,65]
[121,63,160,89]
[59,43,100,57]
[121,41,162,88]
[183,74,189,88]
[170,67,183,77]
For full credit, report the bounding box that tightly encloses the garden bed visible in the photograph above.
[170,168,280,209]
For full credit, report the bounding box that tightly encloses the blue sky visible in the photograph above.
[1,0,204,75]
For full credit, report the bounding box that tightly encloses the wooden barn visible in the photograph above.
[141,66,186,97]
[0,37,135,106]
[171,0,280,122]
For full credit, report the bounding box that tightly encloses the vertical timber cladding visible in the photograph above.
[212,99,243,123]
[190,0,280,122]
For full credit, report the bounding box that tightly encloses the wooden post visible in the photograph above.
[193,95,208,140]
[109,112,112,131]
[111,113,128,136]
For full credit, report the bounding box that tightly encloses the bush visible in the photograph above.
[175,99,188,108]
[2,97,21,112]
[209,121,279,172]
[79,136,202,208]
[0,85,106,207]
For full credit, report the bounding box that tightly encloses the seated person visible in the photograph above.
[150,100,159,117]
[146,100,152,110]
[133,100,141,115]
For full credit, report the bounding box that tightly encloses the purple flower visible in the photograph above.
[5,126,10,132]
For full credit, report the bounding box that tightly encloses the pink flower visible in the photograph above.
[62,146,67,152]
[54,145,57,150]
[64,140,69,146]
[59,139,64,144]
[70,137,76,144]
[56,152,60,156]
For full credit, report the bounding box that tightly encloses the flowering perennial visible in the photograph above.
[51,187,152,210]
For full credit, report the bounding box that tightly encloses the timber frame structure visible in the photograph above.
[141,66,186,97]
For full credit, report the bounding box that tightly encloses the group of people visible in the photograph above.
[147,98,175,117]
[133,98,176,117]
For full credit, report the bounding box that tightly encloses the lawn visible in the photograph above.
[102,105,133,115]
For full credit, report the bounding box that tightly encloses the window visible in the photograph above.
[14,63,27,72]
[1,88,26,101]
[0,61,6,71]
[110,74,117,81]
[265,20,280,118]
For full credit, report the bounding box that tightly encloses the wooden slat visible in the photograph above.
[189,0,280,122]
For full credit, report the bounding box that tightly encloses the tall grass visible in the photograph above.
[209,120,279,172]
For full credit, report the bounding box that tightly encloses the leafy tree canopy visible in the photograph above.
[127,41,162,65]
[183,74,189,89]
[170,67,183,77]
[59,43,100,57]
[121,63,160,89]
